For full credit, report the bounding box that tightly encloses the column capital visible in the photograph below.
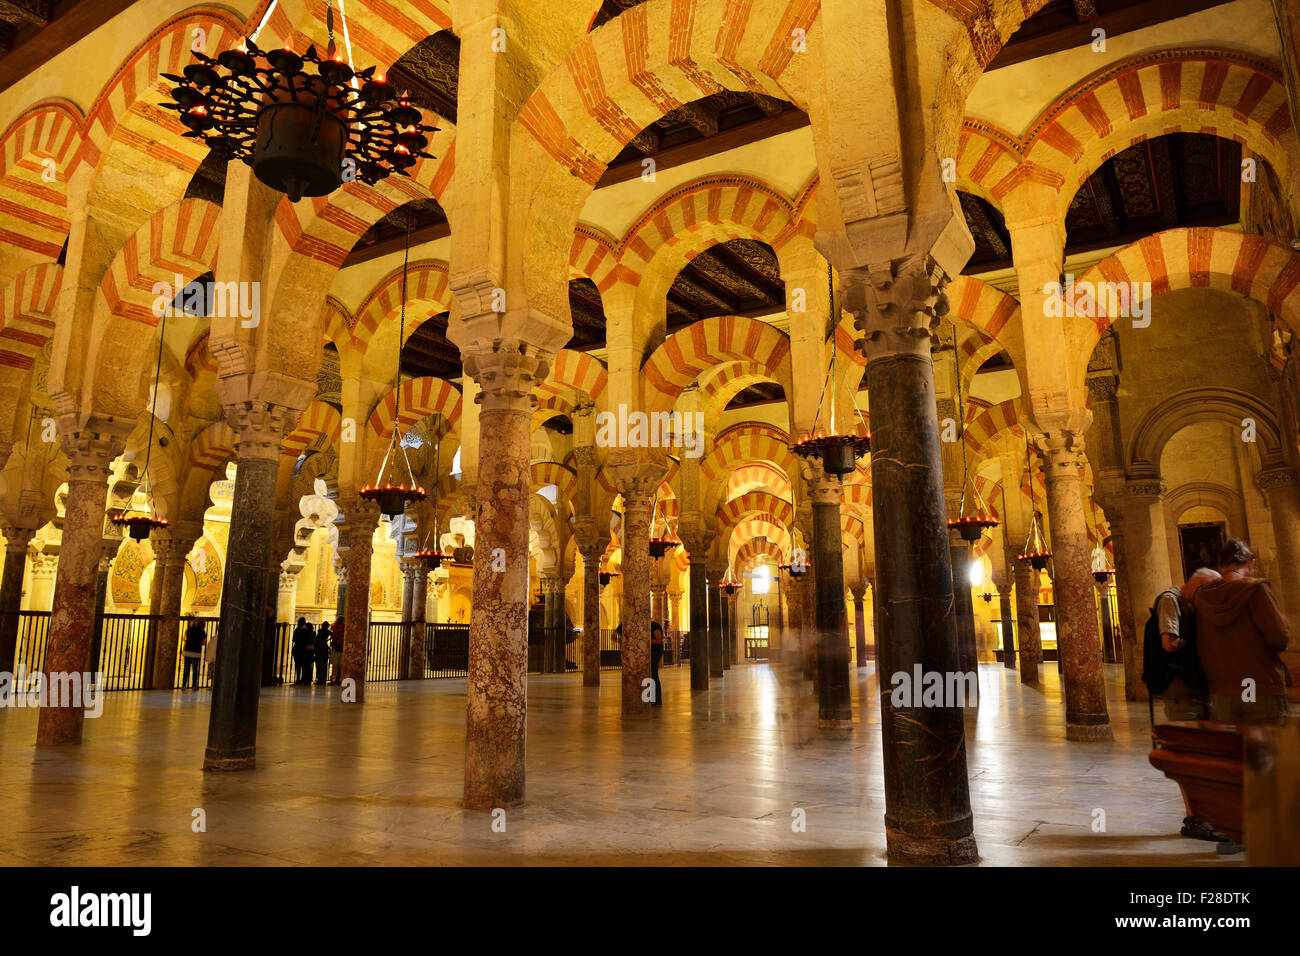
[58,418,131,482]
[223,400,302,462]
[2,526,37,553]
[539,574,563,596]
[462,340,551,412]
[841,254,949,361]
[1257,465,1299,491]
[803,460,843,505]
[1036,427,1088,469]
[336,493,383,528]
[676,514,716,559]
[608,455,665,508]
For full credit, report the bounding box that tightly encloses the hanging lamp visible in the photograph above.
[359,208,426,519]
[112,297,173,542]
[647,493,678,558]
[1016,442,1053,570]
[161,0,436,202]
[599,568,619,589]
[720,565,742,596]
[791,264,870,479]
[415,415,449,569]
[944,310,998,542]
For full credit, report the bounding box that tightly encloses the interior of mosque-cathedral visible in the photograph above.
[1,0,1299,870]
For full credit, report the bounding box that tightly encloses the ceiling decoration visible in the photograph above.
[184,149,228,205]
[598,91,807,187]
[0,0,51,57]
[346,197,449,267]
[589,0,651,31]
[667,239,784,329]
[399,310,461,381]
[389,30,459,124]
[988,0,1233,69]
[961,132,1242,273]
[568,278,605,352]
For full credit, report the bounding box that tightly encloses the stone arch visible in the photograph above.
[353,260,452,343]
[539,348,609,409]
[531,461,579,507]
[947,275,1023,371]
[1127,386,1283,475]
[569,225,620,291]
[1022,50,1295,223]
[964,400,1025,466]
[1163,479,1248,535]
[246,0,456,71]
[1071,228,1300,362]
[716,490,793,540]
[728,518,790,566]
[366,376,462,440]
[641,315,792,412]
[701,421,798,488]
[0,99,82,284]
[726,462,791,500]
[697,360,784,419]
[734,537,783,575]
[283,401,343,460]
[512,0,821,326]
[0,262,61,373]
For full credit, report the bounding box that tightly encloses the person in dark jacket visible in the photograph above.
[329,618,344,685]
[650,621,665,707]
[1194,539,1292,721]
[1155,567,1220,720]
[314,621,331,685]
[181,618,206,689]
[291,617,314,685]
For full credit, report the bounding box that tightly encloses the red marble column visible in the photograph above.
[1012,557,1041,683]
[1040,435,1112,740]
[462,347,547,808]
[338,497,381,701]
[407,559,428,679]
[578,544,602,687]
[0,526,36,676]
[37,425,126,746]
[614,477,656,718]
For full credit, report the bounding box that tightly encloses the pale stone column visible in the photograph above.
[0,526,36,675]
[36,423,128,746]
[1258,465,1300,673]
[850,582,868,670]
[611,465,660,719]
[841,256,976,865]
[997,582,1016,669]
[1039,431,1112,741]
[336,498,381,700]
[461,345,550,808]
[679,524,713,691]
[204,401,301,769]
[277,570,299,626]
[408,560,428,680]
[577,542,603,687]
[805,460,852,723]
[1121,477,1172,680]
[25,551,56,611]
[149,530,197,690]
[541,572,564,673]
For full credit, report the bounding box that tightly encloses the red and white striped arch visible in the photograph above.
[0,263,61,372]
[642,316,792,412]
[367,376,462,440]
[540,348,609,408]
[725,462,791,500]
[716,490,793,538]
[531,460,579,504]
[702,421,798,488]
[283,400,343,460]
[0,100,81,284]
[351,260,451,343]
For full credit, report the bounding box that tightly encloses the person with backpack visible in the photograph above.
[1143,567,1219,721]
[1194,538,1292,721]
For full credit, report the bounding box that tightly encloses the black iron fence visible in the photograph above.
[3,612,470,692]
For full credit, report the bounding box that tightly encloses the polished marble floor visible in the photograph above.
[0,660,1239,865]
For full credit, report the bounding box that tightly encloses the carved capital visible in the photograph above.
[58,419,130,484]
[676,514,716,558]
[1036,428,1087,471]
[336,494,383,534]
[2,526,37,554]
[1257,466,1299,491]
[842,255,949,361]
[804,462,843,506]
[224,400,299,462]
[540,574,564,596]
[463,340,551,412]
[608,454,665,511]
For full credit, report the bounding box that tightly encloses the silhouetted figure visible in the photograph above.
[329,619,345,684]
[182,618,206,689]
[291,617,314,685]
[650,621,665,707]
[315,621,331,684]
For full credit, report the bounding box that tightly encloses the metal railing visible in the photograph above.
[744,625,771,660]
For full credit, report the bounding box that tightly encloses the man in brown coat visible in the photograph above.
[1193,538,1292,721]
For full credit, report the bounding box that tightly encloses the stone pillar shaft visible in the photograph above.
[0,529,34,676]
[36,427,123,747]
[408,562,428,680]
[1041,441,1112,740]
[852,587,868,669]
[1012,560,1041,682]
[688,557,709,690]
[949,541,978,676]
[707,574,724,679]
[1121,482,1170,696]
[809,472,851,722]
[150,544,188,690]
[580,549,601,687]
[1259,468,1300,648]
[997,583,1015,670]
[618,491,653,718]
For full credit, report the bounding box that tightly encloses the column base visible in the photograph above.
[885,828,979,866]
[818,717,854,734]
[203,749,256,771]
[463,793,523,811]
[1066,721,1114,742]
[583,674,599,687]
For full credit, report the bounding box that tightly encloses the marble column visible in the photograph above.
[1106,518,1142,700]
[1012,557,1042,683]
[1258,465,1300,648]
[719,584,731,670]
[408,560,428,680]
[684,547,710,690]
[541,573,564,674]
[649,580,667,634]
[948,537,979,678]
[461,347,548,807]
[149,535,190,690]
[842,257,976,865]
[578,544,602,687]
[1040,433,1112,741]
[36,425,126,746]
[707,565,725,679]
[0,527,35,676]
[338,498,381,699]
[997,583,1016,670]
[806,462,851,723]
[1121,478,1170,688]
[203,402,296,770]
[851,584,868,669]
[614,477,656,719]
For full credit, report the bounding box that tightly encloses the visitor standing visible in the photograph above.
[650,621,665,707]
[181,618,206,689]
